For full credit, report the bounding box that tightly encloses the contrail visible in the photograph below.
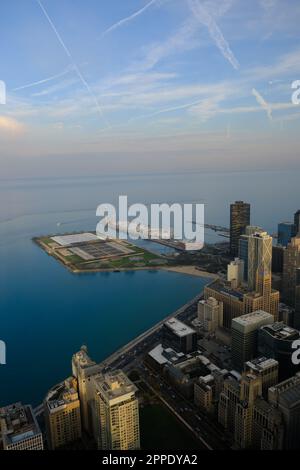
[36,0,110,127]
[13,68,72,92]
[187,0,239,70]
[252,88,273,121]
[102,0,157,36]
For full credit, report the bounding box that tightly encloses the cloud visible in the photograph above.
[36,0,109,128]
[187,0,239,70]
[102,0,159,36]
[12,67,73,92]
[0,116,25,134]
[252,87,272,120]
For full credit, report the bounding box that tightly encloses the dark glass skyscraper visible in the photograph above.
[230,201,251,256]
[294,210,300,234]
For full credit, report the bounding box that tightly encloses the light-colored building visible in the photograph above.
[197,297,223,333]
[247,231,273,292]
[227,258,244,287]
[0,402,43,450]
[93,370,140,450]
[44,377,81,450]
[231,310,274,371]
[72,345,102,434]
[244,357,279,398]
[204,280,279,330]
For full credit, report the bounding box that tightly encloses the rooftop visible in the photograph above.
[164,317,196,337]
[45,377,79,412]
[260,322,300,340]
[233,310,273,327]
[94,370,137,402]
[0,402,41,446]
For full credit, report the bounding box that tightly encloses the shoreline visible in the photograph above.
[162,265,218,279]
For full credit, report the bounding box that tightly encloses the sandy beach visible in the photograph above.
[163,265,219,279]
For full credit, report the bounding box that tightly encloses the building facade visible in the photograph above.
[230,201,251,256]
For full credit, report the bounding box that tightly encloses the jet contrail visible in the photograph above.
[252,88,273,121]
[102,0,157,36]
[187,0,239,70]
[13,68,72,92]
[36,0,110,128]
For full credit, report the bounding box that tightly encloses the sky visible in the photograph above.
[1,0,300,178]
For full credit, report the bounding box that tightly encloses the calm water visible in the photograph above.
[0,169,299,406]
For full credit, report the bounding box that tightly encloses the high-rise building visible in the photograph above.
[252,398,284,450]
[247,231,272,292]
[231,310,274,370]
[244,357,279,398]
[268,373,300,450]
[44,377,81,450]
[230,201,251,256]
[239,226,264,281]
[278,222,297,248]
[294,268,300,330]
[294,210,300,234]
[227,258,244,287]
[197,297,223,333]
[283,235,300,307]
[272,245,285,273]
[0,402,44,450]
[72,346,102,434]
[258,322,300,380]
[204,280,279,329]
[162,317,197,353]
[93,370,140,450]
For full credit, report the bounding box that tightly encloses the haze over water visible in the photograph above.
[0,169,299,406]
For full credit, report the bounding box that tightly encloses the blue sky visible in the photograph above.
[1,0,300,177]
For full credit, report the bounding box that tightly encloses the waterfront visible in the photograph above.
[1,169,299,407]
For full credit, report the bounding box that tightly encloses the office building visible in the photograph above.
[204,280,279,329]
[258,322,300,380]
[272,245,285,273]
[230,201,251,256]
[244,357,279,398]
[227,258,244,287]
[252,398,284,450]
[247,231,272,293]
[162,317,197,353]
[72,345,102,434]
[294,268,300,330]
[231,310,274,371]
[283,235,300,307]
[197,297,223,333]
[278,222,297,248]
[93,370,140,450]
[0,402,43,450]
[44,377,81,450]
[294,210,300,234]
[268,373,300,450]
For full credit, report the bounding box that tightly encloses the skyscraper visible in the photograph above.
[294,210,300,234]
[72,346,102,435]
[0,403,44,450]
[268,373,300,450]
[283,235,300,307]
[227,258,244,287]
[258,322,300,380]
[44,377,81,450]
[93,370,140,450]
[231,310,274,370]
[278,222,297,248]
[230,201,251,256]
[294,268,300,330]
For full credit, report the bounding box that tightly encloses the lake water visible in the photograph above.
[0,169,299,406]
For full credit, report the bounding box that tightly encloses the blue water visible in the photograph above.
[1,169,299,406]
